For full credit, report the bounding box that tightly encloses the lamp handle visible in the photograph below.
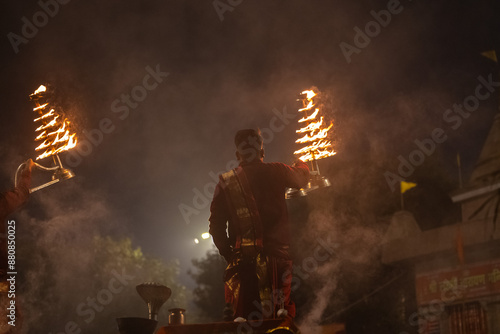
[15,158,61,193]
[29,179,61,193]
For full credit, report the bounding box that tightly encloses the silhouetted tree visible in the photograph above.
[188,249,226,322]
[16,231,188,333]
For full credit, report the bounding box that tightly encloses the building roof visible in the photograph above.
[383,112,500,265]
[470,113,500,185]
[451,113,500,203]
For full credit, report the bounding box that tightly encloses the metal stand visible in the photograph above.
[15,154,75,193]
[285,158,331,199]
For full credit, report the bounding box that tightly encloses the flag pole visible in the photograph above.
[457,152,463,189]
[400,191,404,210]
[400,181,417,210]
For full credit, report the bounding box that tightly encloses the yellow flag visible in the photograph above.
[481,50,497,62]
[400,181,417,194]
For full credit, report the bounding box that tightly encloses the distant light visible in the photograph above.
[194,238,199,244]
[201,232,210,240]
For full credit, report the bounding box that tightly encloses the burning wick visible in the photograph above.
[31,85,78,161]
[285,89,335,199]
[14,84,79,193]
[293,89,336,162]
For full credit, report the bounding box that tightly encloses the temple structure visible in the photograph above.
[383,112,500,334]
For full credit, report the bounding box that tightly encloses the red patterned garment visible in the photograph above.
[0,167,31,281]
[209,160,309,320]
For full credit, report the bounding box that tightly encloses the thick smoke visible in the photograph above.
[1,0,497,332]
[0,144,188,332]
[291,192,387,332]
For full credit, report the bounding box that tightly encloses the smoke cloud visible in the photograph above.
[0,0,497,332]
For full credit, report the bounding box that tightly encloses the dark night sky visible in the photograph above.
[0,0,499,289]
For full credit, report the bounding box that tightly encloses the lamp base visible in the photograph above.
[116,317,157,334]
[285,173,331,199]
[52,167,75,181]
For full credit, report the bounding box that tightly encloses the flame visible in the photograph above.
[298,152,326,162]
[296,117,324,133]
[34,109,55,122]
[34,103,49,112]
[35,115,59,132]
[35,133,77,160]
[294,139,332,155]
[33,85,46,95]
[46,120,67,136]
[35,140,51,151]
[295,123,333,144]
[298,109,319,123]
[293,89,335,162]
[34,118,78,159]
[31,84,78,160]
[298,101,314,112]
[298,149,336,162]
[35,131,47,141]
[301,90,316,100]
